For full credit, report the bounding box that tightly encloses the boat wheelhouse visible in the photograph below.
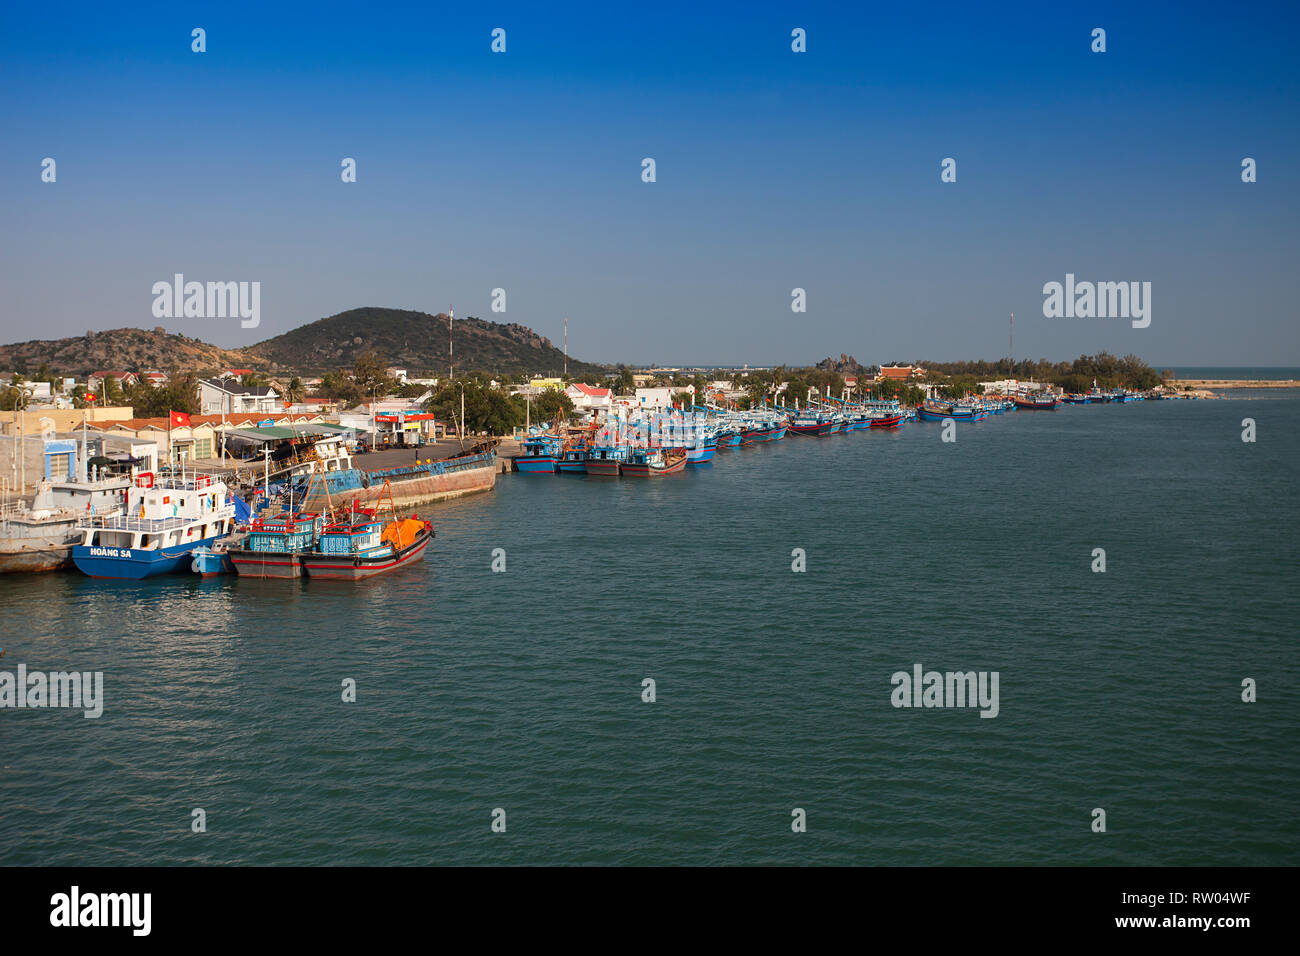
[585,444,629,476]
[226,511,325,579]
[516,434,561,474]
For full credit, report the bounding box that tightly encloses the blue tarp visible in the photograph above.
[228,494,253,524]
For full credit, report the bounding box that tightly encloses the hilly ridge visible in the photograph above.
[0,308,608,379]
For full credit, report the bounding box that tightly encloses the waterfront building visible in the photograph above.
[198,378,280,416]
[565,383,613,413]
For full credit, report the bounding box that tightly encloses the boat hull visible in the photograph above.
[229,550,305,579]
[916,405,952,421]
[0,535,75,573]
[516,457,557,474]
[870,413,904,428]
[190,547,234,576]
[788,422,833,436]
[622,457,687,477]
[686,443,717,464]
[72,533,224,579]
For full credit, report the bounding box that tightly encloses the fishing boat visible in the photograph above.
[788,409,835,436]
[190,545,233,577]
[1,472,131,574]
[515,433,561,474]
[869,410,904,428]
[916,400,954,421]
[225,511,324,579]
[71,472,237,579]
[585,444,629,476]
[556,445,588,474]
[713,426,742,448]
[1013,394,1059,410]
[686,433,718,463]
[299,510,433,580]
[1064,393,1092,404]
[621,448,687,477]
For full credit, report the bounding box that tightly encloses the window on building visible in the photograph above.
[48,454,70,481]
[194,438,212,459]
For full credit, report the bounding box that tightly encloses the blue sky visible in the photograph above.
[1,1,1297,367]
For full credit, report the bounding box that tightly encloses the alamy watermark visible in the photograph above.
[1042,273,1150,328]
[152,273,260,329]
[891,664,999,718]
[0,664,103,717]
[50,886,150,936]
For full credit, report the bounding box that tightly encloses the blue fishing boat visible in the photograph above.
[713,427,742,448]
[190,545,233,576]
[516,434,562,474]
[916,400,954,422]
[686,435,717,464]
[556,446,588,474]
[789,409,835,436]
[72,473,237,579]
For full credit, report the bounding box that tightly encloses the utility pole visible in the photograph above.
[563,317,567,378]
[448,305,454,382]
[1009,312,1014,379]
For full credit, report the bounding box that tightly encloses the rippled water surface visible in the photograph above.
[2,398,1297,865]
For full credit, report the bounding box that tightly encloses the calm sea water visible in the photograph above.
[2,397,1297,866]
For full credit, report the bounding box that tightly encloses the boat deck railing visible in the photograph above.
[83,514,206,533]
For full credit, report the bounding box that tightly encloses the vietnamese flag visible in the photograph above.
[170,410,191,427]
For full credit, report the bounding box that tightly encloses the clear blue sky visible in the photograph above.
[1,1,1297,367]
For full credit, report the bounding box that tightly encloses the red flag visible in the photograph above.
[85,393,97,402]
[170,411,191,427]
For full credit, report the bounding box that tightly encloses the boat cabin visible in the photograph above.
[78,473,235,552]
[318,514,386,555]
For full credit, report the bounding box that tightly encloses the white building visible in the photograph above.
[565,382,613,412]
[634,385,694,409]
[198,378,280,415]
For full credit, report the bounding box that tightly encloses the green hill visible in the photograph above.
[247,307,606,377]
